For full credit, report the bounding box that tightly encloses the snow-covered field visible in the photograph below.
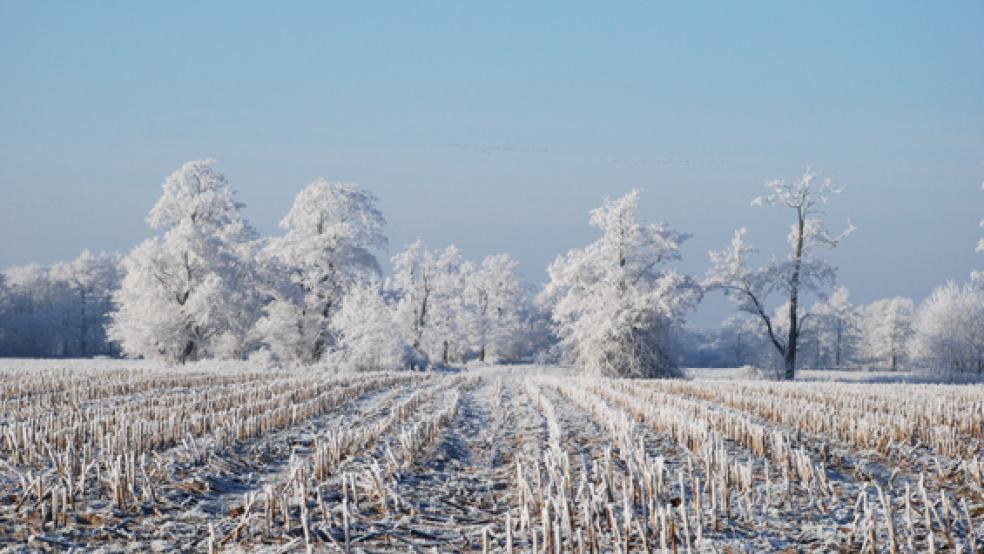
[0,362,981,552]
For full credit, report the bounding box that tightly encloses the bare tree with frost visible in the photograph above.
[108,160,262,362]
[253,180,386,364]
[540,190,701,378]
[705,170,853,380]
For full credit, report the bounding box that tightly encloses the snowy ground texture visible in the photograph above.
[0,361,982,553]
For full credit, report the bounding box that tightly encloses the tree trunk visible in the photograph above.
[179,339,195,365]
[784,209,806,381]
[783,347,796,380]
[79,289,88,357]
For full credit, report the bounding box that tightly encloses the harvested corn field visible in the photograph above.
[0,362,982,553]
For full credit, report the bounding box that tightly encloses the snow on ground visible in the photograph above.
[686,366,984,384]
[0,360,980,552]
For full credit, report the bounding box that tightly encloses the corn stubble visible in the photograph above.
[0,364,981,552]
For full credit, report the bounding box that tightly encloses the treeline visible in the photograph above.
[0,251,120,358]
[97,160,555,370]
[678,285,984,373]
[0,160,981,378]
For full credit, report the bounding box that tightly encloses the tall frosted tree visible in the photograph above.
[390,242,476,366]
[390,240,436,363]
[810,286,859,368]
[540,190,701,378]
[108,160,262,362]
[464,253,525,362]
[911,282,984,373]
[419,245,471,365]
[859,297,914,370]
[705,170,853,380]
[254,180,386,364]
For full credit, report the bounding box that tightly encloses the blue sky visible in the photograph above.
[1,2,982,326]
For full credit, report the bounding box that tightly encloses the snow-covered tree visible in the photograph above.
[253,180,387,364]
[49,251,122,357]
[330,284,406,371]
[108,159,262,362]
[809,286,859,368]
[389,242,473,366]
[911,282,984,373]
[540,190,701,378]
[0,264,59,356]
[423,245,472,364]
[390,240,434,363]
[464,253,525,362]
[705,170,854,380]
[859,297,914,370]
[0,253,123,358]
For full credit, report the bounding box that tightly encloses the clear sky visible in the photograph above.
[1,2,982,326]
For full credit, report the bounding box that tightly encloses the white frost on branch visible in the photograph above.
[707,169,852,379]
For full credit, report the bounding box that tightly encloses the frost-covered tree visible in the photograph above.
[540,190,701,378]
[0,253,122,358]
[330,284,406,371]
[859,297,914,370]
[0,264,59,356]
[389,242,473,366]
[911,282,984,373]
[464,253,525,362]
[49,251,122,357]
[108,160,262,362]
[253,180,386,364]
[705,170,853,380]
[424,245,472,364]
[389,240,433,362]
[810,286,859,368]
